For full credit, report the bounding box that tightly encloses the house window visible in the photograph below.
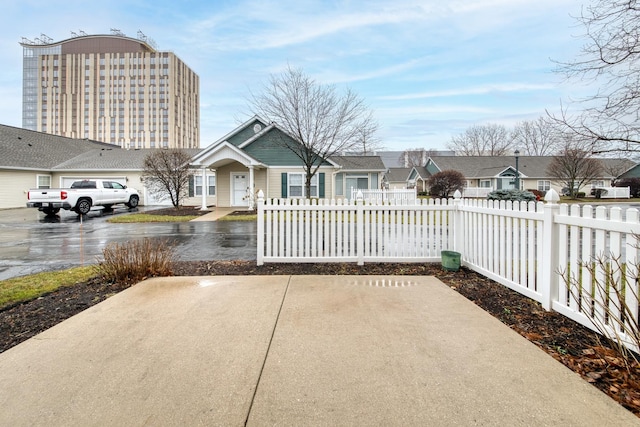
[370,173,379,190]
[189,175,216,197]
[208,176,216,196]
[480,180,492,188]
[346,175,368,197]
[591,180,604,189]
[335,173,344,196]
[289,173,317,198]
[37,175,51,189]
[537,180,551,191]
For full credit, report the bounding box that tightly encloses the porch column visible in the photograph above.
[200,166,208,210]
[248,166,255,210]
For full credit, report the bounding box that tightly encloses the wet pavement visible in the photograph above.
[0,207,257,280]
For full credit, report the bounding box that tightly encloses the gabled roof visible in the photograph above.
[426,155,636,179]
[189,141,266,169]
[385,167,413,183]
[409,166,429,180]
[329,155,386,171]
[197,115,268,154]
[0,124,116,170]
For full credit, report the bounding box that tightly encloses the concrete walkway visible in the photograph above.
[0,276,637,426]
[190,206,238,222]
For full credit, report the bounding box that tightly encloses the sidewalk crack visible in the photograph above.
[244,275,292,426]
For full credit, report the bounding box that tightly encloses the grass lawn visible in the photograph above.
[217,213,257,221]
[107,213,200,223]
[0,266,96,309]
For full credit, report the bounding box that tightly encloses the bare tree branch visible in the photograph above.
[248,66,378,197]
[546,140,604,199]
[551,0,640,150]
[511,117,560,155]
[447,123,511,156]
[142,149,192,208]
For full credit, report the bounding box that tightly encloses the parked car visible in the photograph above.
[27,179,139,216]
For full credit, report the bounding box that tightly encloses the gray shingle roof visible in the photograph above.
[329,155,386,171]
[0,124,115,170]
[377,151,405,168]
[385,167,412,182]
[0,124,202,171]
[428,156,636,179]
[53,148,202,170]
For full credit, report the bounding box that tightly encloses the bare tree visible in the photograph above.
[399,148,434,168]
[551,0,640,153]
[248,66,377,197]
[355,120,383,155]
[427,170,465,198]
[546,145,603,199]
[601,158,633,186]
[142,149,192,208]
[448,123,511,156]
[511,117,559,156]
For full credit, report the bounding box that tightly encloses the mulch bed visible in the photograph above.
[1,260,639,416]
[145,206,212,216]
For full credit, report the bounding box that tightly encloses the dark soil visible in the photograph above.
[3,203,640,416]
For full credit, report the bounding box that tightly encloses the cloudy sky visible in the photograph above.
[0,0,591,151]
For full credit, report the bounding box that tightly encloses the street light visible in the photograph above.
[514,149,520,190]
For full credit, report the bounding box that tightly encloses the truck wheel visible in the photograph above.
[76,199,92,215]
[42,207,60,216]
[126,195,139,208]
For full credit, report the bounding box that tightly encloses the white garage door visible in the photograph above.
[143,186,173,206]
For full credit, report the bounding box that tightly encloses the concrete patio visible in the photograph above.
[0,275,637,426]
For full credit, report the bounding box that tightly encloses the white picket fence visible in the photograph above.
[462,187,493,198]
[350,188,417,204]
[593,186,630,198]
[256,190,640,351]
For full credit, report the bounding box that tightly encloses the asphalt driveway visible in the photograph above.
[0,207,257,280]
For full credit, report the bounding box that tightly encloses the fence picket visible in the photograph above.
[256,192,640,352]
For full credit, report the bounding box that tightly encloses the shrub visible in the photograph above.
[94,238,175,285]
[487,189,537,202]
[562,251,640,369]
[427,170,465,198]
[527,189,545,201]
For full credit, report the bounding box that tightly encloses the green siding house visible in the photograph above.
[189,117,386,208]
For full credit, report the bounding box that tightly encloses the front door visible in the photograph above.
[232,173,248,207]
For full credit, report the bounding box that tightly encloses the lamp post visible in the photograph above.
[514,149,520,190]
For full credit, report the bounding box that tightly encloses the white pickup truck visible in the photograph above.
[27,179,140,216]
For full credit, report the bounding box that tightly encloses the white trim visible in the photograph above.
[191,116,268,163]
[230,172,249,207]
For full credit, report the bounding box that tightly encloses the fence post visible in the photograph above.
[256,190,265,266]
[356,190,364,265]
[452,190,463,254]
[540,189,560,311]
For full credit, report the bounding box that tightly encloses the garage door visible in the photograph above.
[143,186,173,206]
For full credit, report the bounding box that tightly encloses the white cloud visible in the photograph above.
[379,83,557,101]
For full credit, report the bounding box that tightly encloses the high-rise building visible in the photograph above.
[20,31,199,149]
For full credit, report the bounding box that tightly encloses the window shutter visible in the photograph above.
[281,173,288,198]
[188,175,194,197]
[319,173,325,198]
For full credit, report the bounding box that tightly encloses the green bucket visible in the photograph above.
[441,250,461,272]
